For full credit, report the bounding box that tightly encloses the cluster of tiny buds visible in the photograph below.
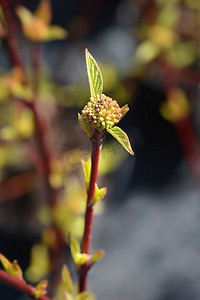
[81,94,122,131]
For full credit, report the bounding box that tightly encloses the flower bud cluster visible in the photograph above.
[81,94,122,131]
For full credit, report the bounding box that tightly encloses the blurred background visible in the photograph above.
[1,0,200,299]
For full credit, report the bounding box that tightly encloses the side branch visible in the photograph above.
[0,270,50,300]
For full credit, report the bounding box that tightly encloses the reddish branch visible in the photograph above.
[79,129,103,292]
[0,270,50,300]
[175,118,200,186]
[159,59,200,87]
[0,1,66,297]
[0,0,26,82]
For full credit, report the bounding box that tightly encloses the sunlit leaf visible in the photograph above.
[120,104,129,119]
[75,292,95,300]
[44,25,68,41]
[0,254,12,273]
[11,261,23,281]
[136,40,160,64]
[16,6,34,26]
[73,253,91,265]
[90,249,105,266]
[0,254,23,281]
[64,291,74,300]
[91,184,107,206]
[35,0,52,25]
[81,159,91,192]
[34,280,48,299]
[62,265,73,294]
[70,237,90,265]
[85,49,103,98]
[107,126,134,155]
[16,5,67,42]
[70,237,81,257]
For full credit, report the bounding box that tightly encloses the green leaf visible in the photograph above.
[70,237,90,265]
[0,254,23,281]
[62,265,73,294]
[75,291,95,300]
[107,126,134,155]
[0,254,11,272]
[34,280,48,299]
[45,25,68,41]
[81,159,91,191]
[85,49,103,98]
[16,6,34,26]
[120,104,129,119]
[90,249,105,266]
[11,261,23,281]
[91,184,107,206]
[70,237,81,256]
[73,253,91,265]
[35,0,52,25]
[64,291,73,300]
[78,113,92,138]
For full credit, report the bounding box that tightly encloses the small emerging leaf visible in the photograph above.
[75,291,95,300]
[90,249,105,266]
[64,291,73,300]
[85,49,103,98]
[81,159,91,191]
[11,261,23,281]
[73,253,91,266]
[34,280,48,299]
[62,265,73,294]
[78,113,92,138]
[70,237,81,256]
[0,254,23,281]
[35,0,52,25]
[70,237,91,265]
[44,25,68,41]
[0,254,11,272]
[91,184,107,206]
[121,104,129,119]
[107,126,134,155]
[16,6,34,26]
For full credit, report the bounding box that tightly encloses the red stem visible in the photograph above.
[31,100,52,177]
[174,117,200,185]
[0,0,26,82]
[32,42,41,94]
[0,270,50,300]
[79,130,103,292]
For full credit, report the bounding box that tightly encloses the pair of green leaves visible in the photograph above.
[82,49,134,156]
[81,159,107,206]
[61,264,95,300]
[70,237,105,267]
[16,0,67,42]
[0,253,23,281]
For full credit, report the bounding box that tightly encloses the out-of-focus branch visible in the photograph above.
[0,270,50,300]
